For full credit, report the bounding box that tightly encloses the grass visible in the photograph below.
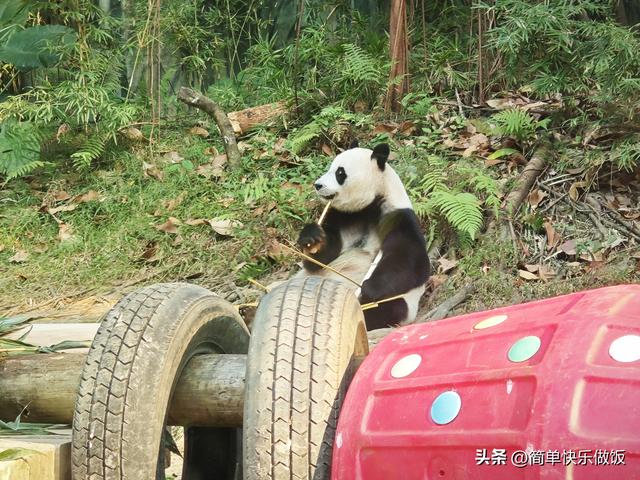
[1,116,638,317]
[428,227,639,317]
[0,126,327,311]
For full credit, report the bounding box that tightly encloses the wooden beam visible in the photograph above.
[0,353,246,427]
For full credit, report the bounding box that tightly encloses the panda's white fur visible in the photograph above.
[293,143,431,330]
[314,147,412,214]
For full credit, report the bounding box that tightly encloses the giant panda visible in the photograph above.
[293,141,431,330]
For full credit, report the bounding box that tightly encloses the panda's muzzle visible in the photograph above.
[313,182,336,200]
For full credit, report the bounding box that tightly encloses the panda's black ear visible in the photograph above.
[348,139,359,149]
[371,143,390,171]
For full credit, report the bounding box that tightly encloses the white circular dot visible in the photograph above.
[609,335,640,363]
[474,314,508,330]
[390,353,422,378]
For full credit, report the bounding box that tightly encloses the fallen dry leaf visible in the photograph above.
[559,239,577,256]
[273,138,286,153]
[189,126,209,138]
[196,163,223,179]
[219,197,234,208]
[208,218,243,237]
[543,221,561,250]
[163,151,184,164]
[141,241,160,262]
[58,222,76,243]
[538,265,556,281]
[462,133,489,158]
[528,189,547,209]
[353,100,368,113]
[8,250,29,263]
[282,182,303,193]
[438,257,458,274]
[45,203,77,215]
[56,123,69,141]
[568,181,588,201]
[579,250,604,262]
[486,98,519,110]
[197,154,227,179]
[143,161,164,181]
[428,274,449,290]
[265,238,285,259]
[212,154,227,168]
[484,158,504,167]
[443,138,457,148]
[185,218,207,226]
[321,144,333,156]
[163,193,186,211]
[399,120,416,136]
[518,270,539,281]
[120,126,146,142]
[155,217,181,234]
[72,190,100,204]
[524,264,540,273]
[373,123,397,134]
[53,190,71,202]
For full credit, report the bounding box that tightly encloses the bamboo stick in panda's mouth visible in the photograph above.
[318,201,332,225]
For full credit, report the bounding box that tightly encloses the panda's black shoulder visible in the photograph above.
[378,208,427,247]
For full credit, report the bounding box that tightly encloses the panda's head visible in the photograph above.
[313,141,390,212]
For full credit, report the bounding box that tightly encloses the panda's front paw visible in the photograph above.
[297,223,326,255]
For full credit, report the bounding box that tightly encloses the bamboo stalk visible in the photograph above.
[361,294,406,311]
[279,242,361,288]
[318,201,332,225]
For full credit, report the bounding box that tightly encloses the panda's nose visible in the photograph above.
[314,183,323,191]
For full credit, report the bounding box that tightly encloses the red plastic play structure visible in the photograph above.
[332,285,640,479]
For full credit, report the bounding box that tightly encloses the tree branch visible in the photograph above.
[177,87,241,168]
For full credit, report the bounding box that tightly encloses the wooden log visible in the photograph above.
[177,87,242,168]
[227,101,288,135]
[0,353,246,427]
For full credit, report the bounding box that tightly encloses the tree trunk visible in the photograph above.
[227,101,289,134]
[385,0,410,113]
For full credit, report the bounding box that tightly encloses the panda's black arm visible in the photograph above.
[297,209,343,272]
[359,210,430,303]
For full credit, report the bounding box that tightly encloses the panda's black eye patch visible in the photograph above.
[335,167,347,185]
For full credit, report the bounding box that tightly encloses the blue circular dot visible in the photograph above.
[430,391,461,425]
[508,335,541,363]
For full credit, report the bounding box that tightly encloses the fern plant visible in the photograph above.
[286,105,371,155]
[70,134,108,170]
[490,108,549,144]
[0,120,45,180]
[429,191,484,240]
[407,156,501,245]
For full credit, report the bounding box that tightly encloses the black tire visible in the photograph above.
[71,282,249,480]
[243,277,369,480]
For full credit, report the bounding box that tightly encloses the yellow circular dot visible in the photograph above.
[474,314,508,330]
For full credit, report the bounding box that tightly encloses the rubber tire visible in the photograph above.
[71,282,249,480]
[243,276,369,480]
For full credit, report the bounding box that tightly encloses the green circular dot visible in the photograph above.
[508,336,541,362]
